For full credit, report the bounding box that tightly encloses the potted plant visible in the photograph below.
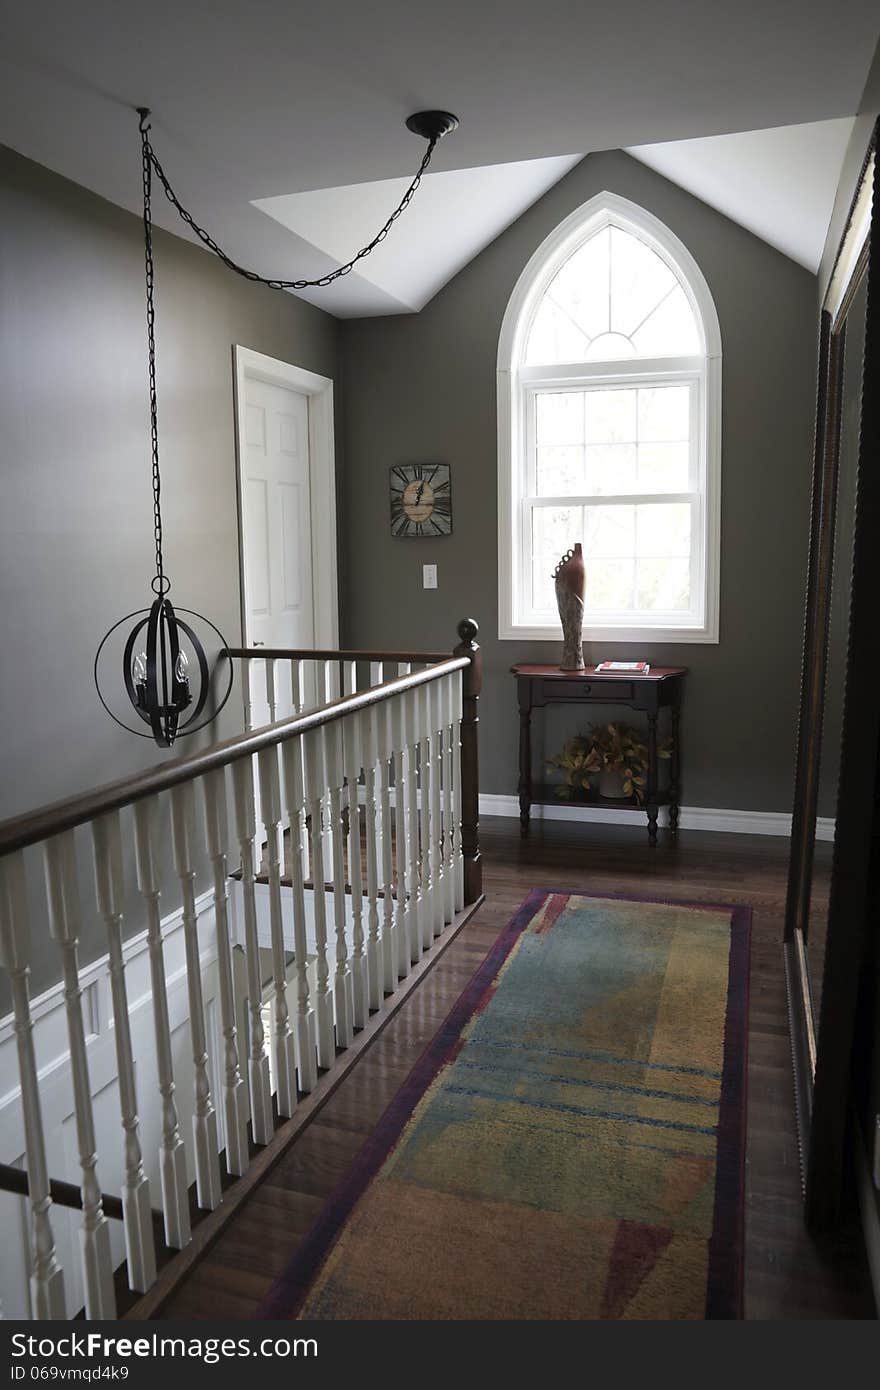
[547,722,670,804]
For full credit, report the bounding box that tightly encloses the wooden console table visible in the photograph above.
[510,665,687,846]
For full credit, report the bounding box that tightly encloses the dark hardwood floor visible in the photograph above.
[156,817,874,1321]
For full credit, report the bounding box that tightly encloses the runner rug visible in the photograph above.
[257,889,749,1320]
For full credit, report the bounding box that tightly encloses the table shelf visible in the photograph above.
[533,784,671,811]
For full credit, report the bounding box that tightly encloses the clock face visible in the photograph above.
[390,463,452,538]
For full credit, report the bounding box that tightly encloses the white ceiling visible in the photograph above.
[627,118,856,272]
[1,1,877,316]
[253,155,582,315]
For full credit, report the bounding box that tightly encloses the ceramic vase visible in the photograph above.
[599,768,628,799]
[553,543,586,671]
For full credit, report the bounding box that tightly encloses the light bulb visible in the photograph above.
[132,651,147,685]
[175,649,189,682]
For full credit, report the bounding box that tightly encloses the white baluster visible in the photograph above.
[442,675,456,925]
[377,701,397,994]
[91,812,156,1292]
[361,707,382,1011]
[265,659,277,724]
[325,723,354,1049]
[403,689,423,965]
[280,735,318,1092]
[303,728,335,1068]
[231,757,273,1145]
[343,660,357,697]
[428,678,446,936]
[242,655,254,732]
[344,714,369,1028]
[451,671,465,911]
[201,770,249,1177]
[289,662,311,889]
[0,853,66,1319]
[416,684,434,951]
[133,798,190,1248]
[257,745,297,1117]
[324,659,338,704]
[390,695,411,980]
[168,785,221,1212]
[369,663,385,873]
[43,833,115,1318]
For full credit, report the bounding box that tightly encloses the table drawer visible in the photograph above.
[540,679,634,702]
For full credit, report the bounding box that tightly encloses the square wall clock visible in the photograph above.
[389,463,452,538]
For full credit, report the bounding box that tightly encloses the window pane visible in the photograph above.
[584,504,636,557]
[526,298,591,365]
[636,502,691,557]
[536,445,583,496]
[531,560,557,613]
[631,284,700,356]
[577,503,692,615]
[534,384,692,498]
[636,558,691,611]
[584,443,638,494]
[638,385,690,441]
[587,559,636,611]
[585,389,636,443]
[536,392,584,446]
[609,226,677,338]
[546,227,611,340]
[637,442,689,493]
[532,505,583,564]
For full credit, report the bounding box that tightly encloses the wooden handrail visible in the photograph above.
[0,655,469,859]
[225,645,451,664]
[0,1162,133,1223]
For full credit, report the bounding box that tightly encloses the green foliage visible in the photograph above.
[547,722,671,805]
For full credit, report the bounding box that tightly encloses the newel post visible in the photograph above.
[453,617,482,904]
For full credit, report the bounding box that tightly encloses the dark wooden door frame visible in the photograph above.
[784,124,880,1228]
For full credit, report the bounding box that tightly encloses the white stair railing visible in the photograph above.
[0,622,481,1320]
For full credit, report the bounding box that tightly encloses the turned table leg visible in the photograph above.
[669,702,681,836]
[646,710,659,847]
[518,700,532,835]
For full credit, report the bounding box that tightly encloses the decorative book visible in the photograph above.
[595,661,651,674]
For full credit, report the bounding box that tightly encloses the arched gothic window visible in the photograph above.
[497,192,721,642]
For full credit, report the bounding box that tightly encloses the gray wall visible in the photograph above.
[339,149,818,812]
[0,144,340,989]
[0,143,340,819]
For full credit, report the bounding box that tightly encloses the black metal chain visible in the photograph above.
[138,110,438,292]
[141,118,168,595]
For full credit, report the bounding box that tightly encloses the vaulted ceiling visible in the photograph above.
[2,1,877,315]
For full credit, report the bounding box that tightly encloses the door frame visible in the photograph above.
[232,344,339,659]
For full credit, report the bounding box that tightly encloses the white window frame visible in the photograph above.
[497,191,722,644]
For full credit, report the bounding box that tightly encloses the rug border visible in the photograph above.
[255,888,750,1321]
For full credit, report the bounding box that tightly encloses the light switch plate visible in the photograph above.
[423,564,438,590]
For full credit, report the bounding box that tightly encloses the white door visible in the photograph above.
[240,375,315,731]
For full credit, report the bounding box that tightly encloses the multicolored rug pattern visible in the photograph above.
[258,889,749,1320]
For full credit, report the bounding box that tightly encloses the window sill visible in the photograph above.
[500,620,719,644]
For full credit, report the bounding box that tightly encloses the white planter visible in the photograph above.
[599,768,629,799]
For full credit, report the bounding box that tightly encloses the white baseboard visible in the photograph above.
[478,792,835,841]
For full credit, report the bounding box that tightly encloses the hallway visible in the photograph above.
[147,819,873,1321]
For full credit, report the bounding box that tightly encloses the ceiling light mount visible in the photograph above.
[405,110,460,143]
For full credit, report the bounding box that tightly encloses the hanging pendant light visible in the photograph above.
[94,112,234,747]
[96,105,458,747]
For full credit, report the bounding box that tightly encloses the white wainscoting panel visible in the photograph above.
[0,888,226,1319]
